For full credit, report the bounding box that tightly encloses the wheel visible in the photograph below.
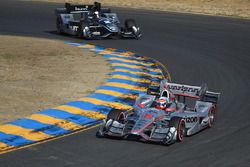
[208,106,216,128]
[96,130,103,138]
[169,117,186,142]
[79,20,92,39]
[125,19,136,30]
[96,109,123,138]
[124,19,141,39]
[95,109,125,139]
[107,109,125,123]
[177,119,186,142]
[56,16,63,34]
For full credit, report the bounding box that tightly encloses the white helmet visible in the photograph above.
[94,11,99,18]
[156,97,169,110]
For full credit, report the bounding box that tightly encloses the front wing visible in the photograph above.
[97,119,178,145]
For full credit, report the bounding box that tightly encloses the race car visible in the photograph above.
[96,80,220,145]
[55,2,142,39]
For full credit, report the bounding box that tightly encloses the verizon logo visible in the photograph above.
[168,85,199,93]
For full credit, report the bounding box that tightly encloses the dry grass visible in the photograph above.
[0,35,110,124]
[33,0,250,18]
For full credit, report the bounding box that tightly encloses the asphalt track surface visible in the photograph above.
[1,0,250,166]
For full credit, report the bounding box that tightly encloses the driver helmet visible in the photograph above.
[156,97,169,110]
[93,11,99,19]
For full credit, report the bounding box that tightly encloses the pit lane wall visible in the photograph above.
[0,42,170,153]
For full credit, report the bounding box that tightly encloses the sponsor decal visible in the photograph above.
[92,31,101,35]
[144,113,153,119]
[70,26,79,31]
[185,117,198,123]
[75,6,88,11]
[168,85,199,94]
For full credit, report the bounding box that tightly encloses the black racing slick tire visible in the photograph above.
[96,130,104,138]
[169,117,186,142]
[96,109,124,138]
[78,20,92,39]
[56,16,63,34]
[124,19,141,39]
[125,19,137,30]
[107,109,125,123]
[208,106,216,128]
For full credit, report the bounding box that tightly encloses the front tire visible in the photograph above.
[96,130,104,138]
[78,20,92,39]
[107,109,125,123]
[125,19,136,30]
[96,109,125,138]
[124,19,141,39]
[169,117,186,142]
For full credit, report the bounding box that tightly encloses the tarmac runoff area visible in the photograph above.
[0,35,111,124]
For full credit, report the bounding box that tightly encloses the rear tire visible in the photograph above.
[56,16,63,34]
[208,106,216,128]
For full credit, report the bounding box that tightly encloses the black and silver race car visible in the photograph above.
[55,2,142,39]
[96,80,220,145]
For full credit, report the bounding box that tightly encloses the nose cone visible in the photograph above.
[131,116,154,134]
[109,25,119,32]
[130,131,140,135]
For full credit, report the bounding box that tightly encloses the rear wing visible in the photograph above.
[55,3,93,15]
[65,3,94,13]
[162,81,200,98]
[160,80,221,104]
[55,3,111,15]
